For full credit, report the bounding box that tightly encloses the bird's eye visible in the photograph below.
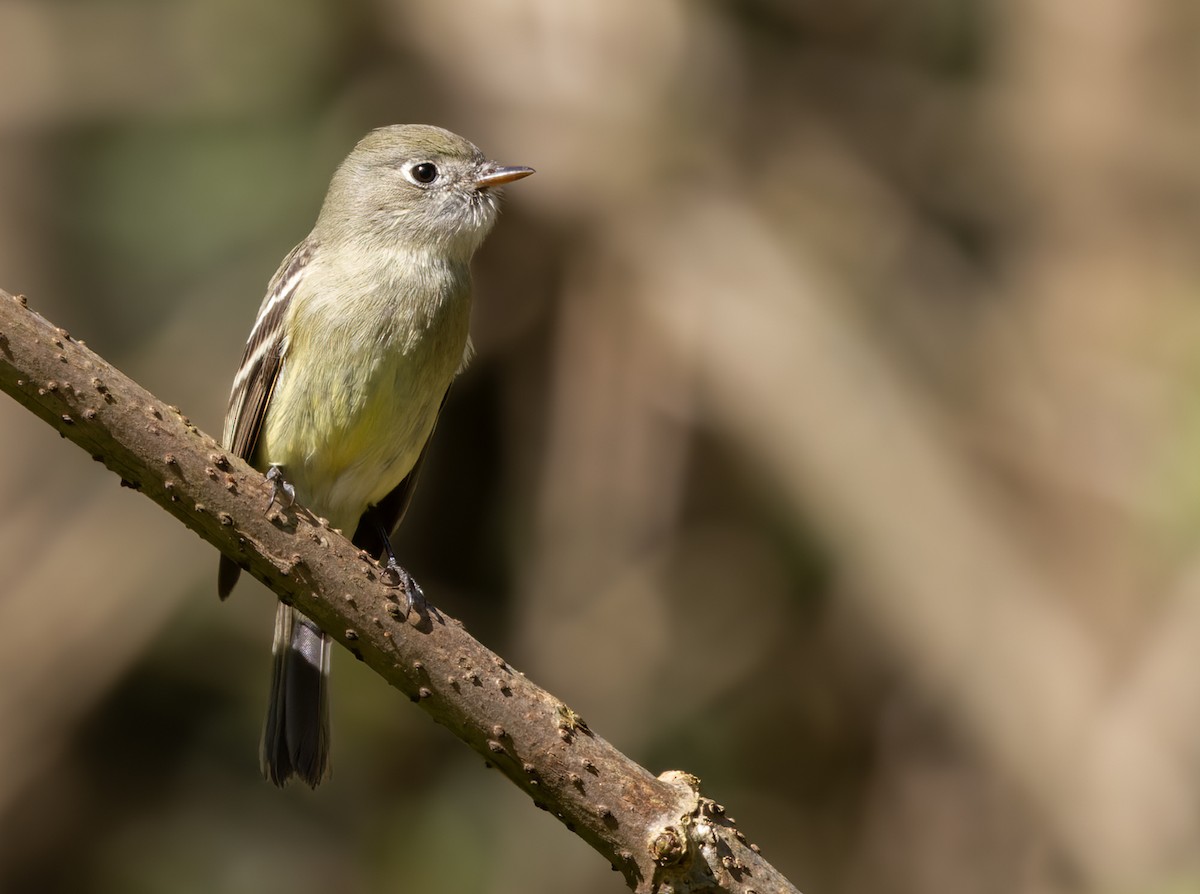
[410,162,439,184]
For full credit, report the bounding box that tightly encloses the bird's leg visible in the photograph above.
[265,464,296,513]
[372,515,433,619]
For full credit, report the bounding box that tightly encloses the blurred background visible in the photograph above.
[2,0,1200,892]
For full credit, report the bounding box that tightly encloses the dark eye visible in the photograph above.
[410,162,439,184]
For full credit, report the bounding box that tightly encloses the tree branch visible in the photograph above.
[0,289,800,894]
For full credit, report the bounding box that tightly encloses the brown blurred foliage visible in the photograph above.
[3,1,1200,892]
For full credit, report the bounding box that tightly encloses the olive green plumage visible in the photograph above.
[219,124,533,787]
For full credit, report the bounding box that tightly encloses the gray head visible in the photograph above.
[316,124,534,262]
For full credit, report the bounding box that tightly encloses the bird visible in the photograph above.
[217,124,533,787]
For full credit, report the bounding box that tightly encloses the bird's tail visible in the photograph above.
[261,602,332,788]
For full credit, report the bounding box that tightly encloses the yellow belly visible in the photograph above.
[256,277,469,533]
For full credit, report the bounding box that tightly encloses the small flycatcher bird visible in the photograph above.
[218,124,533,788]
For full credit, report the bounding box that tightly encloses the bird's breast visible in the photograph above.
[256,261,471,531]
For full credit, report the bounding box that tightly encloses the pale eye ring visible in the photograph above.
[410,162,439,184]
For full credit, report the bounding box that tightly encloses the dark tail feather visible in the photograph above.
[261,603,331,788]
[217,556,241,600]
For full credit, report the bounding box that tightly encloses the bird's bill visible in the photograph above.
[475,164,535,187]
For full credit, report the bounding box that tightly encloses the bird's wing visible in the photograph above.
[218,238,315,599]
[223,238,316,462]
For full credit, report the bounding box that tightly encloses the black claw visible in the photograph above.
[363,504,441,622]
[382,560,424,616]
[381,558,402,589]
[265,464,296,513]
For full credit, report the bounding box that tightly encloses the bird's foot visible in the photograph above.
[265,465,296,514]
[383,560,440,621]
